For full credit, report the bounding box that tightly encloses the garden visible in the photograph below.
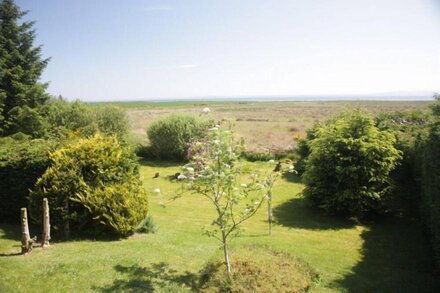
[1,0,440,292]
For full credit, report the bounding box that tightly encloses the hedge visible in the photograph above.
[0,137,55,222]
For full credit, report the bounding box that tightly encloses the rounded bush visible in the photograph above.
[199,246,318,292]
[303,110,401,215]
[146,113,211,160]
[29,134,148,236]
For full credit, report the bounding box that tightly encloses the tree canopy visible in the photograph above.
[0,0,49,135]
[303,110,401,215]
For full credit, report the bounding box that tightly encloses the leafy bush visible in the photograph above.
[40,99,130,140]
[40,99,96,137]
[93,105,130,140]
[375,110,428,199]
[294,123,321,175]
[0,137,55,221]
[146,113,212,160]
[303,110,401,215]
[29,134,148,236]
[419,95,440,267]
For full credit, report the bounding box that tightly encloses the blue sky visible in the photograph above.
[16,0,440,101]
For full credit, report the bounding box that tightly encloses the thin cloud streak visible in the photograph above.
[144,64,199,71]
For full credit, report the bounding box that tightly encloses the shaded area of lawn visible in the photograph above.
[274,196,440,292]
[96,263,198,292]
[273,197,357,230]
[0,223,21,241]
[334,215,440,292]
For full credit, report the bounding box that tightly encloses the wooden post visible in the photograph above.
[41,198,50,247]
[21,208,31,254]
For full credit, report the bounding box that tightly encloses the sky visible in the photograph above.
[15,0,440,101]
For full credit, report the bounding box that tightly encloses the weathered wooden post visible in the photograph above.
[21,208,31,254]
[41,198,50,247]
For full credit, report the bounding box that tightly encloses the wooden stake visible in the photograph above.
[41,198,50,247]
[21,208,31,254]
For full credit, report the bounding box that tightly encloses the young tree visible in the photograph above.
[181,124,277,275]
[0,0,49,135]
[266,160,295,235]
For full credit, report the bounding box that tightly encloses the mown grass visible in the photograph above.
[1,160,438,292]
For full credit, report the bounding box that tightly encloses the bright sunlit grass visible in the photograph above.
[0,160,438,292]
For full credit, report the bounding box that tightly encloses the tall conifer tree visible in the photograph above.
[0,0,49,135]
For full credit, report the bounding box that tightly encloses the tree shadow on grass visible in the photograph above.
[334,214,440,292]
[0,223,36,257]
[281,172,303,184]
[0,223,22,241]
[95,262,199,292]
[273,196,357,230]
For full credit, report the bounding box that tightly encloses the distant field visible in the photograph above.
[94,100,432,152]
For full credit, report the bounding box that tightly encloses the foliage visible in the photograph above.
[147,113,212,160]
[199,246,318,292]
[241,150,274,162]
[294,123,321,175]
[181,124,277,274]
[375,110,428,199]
[40,98,96,137]
[303,110,401,215]
[0,137,55,221]
[93,105,130,140]
[419,94,440,267]
[29,134,148,236]
[0,0,49,136]
[39,98,130,140]
[136,216,158,234]
[6,105,49,137]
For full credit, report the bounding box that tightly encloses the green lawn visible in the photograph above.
[0,161,438,292]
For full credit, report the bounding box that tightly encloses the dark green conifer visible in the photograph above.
[0,0,49,135]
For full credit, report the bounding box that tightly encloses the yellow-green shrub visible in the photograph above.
[29,134,148,236]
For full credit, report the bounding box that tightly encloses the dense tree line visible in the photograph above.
[419,95,440,267]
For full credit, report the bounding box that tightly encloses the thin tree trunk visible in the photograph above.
[268,191,273,236]
[21,208,31,254]
[221,230,231,275]
[41,198,50,247]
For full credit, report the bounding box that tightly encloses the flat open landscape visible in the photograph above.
[1,101,438,292]
[114,100,432,151]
